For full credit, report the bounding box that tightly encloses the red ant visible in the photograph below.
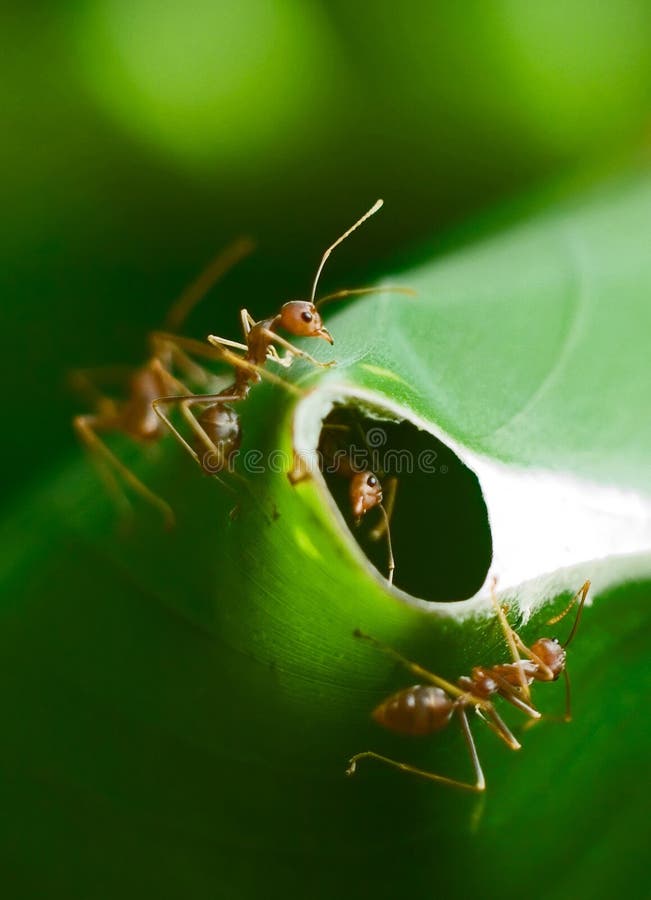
[335,468,397,584]
[346,580,591,791]
[71,239,253,527]
[152,200,413,479]
[205,199,396,371]
[150,343,301,478]
[319,419,398,583]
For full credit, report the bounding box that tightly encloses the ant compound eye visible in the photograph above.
[367,475,378,487]
[301,310,313,323]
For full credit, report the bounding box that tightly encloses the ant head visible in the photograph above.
[278,301,333,343]
[350,471,383,521]
[530,636,566,680]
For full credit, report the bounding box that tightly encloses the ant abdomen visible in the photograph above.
[124,365,170,442]
[372,685,455,736]
[196,403,241,473]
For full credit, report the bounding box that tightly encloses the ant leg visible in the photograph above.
[160,355,302,508]
[148,359,211,442]
[265,345,291,367]
[238,307,291,365]
[164,346,211,387]
[262,329,336,369]
[152,331,246,361]
[240,308,255,337]
[547,580,591,647]
[235,308,291,368]
[153,388,264,495]
[347,707,485,792]
[373,504,395,584]
[152,391,242,469]
[235,311,290,368]
[489,672,541,720]
[154,388,266,508]
[205,327,291,371]
[562,668,572,722]
[513,582,591,696]
[68,370,123,417]
[509,630,555,682]
[194,332,249,353]
[522,668,573,733]
[474,704,522,750]
[73,414,130,516]
[352,630,487,708]
[149,356,192,395]
[382,505,395,584]
[205,341,303,397]
[169,340,302,447]
[490,581,532,704]
[153,331,296,396]
[74,414,174,528]
[164,237,255,332]
[69,365,133,390]
[369,477,397,541]
[149,333,221,388]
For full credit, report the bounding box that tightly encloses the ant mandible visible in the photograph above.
[346,580,591,791]
[71,239,253,527]
[152,200,413,478]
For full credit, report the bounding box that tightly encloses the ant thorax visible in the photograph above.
[246,318,277,367]
[460,669,499,700]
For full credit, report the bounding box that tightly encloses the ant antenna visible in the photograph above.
[378,504,395,584]
[554,580,591,648]
[314,285,416,311]
[310,199,384,303]
[562,669,572,722]
[352,629,491,710]
[490,577,531,703]
[164,237,255,332]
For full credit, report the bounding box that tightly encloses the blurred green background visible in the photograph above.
[3,4,651,899]
[4,0,651,508]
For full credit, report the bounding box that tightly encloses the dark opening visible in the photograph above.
[318,404,492,601]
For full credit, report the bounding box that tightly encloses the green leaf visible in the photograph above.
[2,173,650,898]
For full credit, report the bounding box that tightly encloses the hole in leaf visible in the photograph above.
[318,404,492,601]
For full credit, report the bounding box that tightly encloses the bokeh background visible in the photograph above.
[4,0,651,509]
[3,6,651,900]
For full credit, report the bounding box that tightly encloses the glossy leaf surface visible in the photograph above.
[2,174,650,899]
